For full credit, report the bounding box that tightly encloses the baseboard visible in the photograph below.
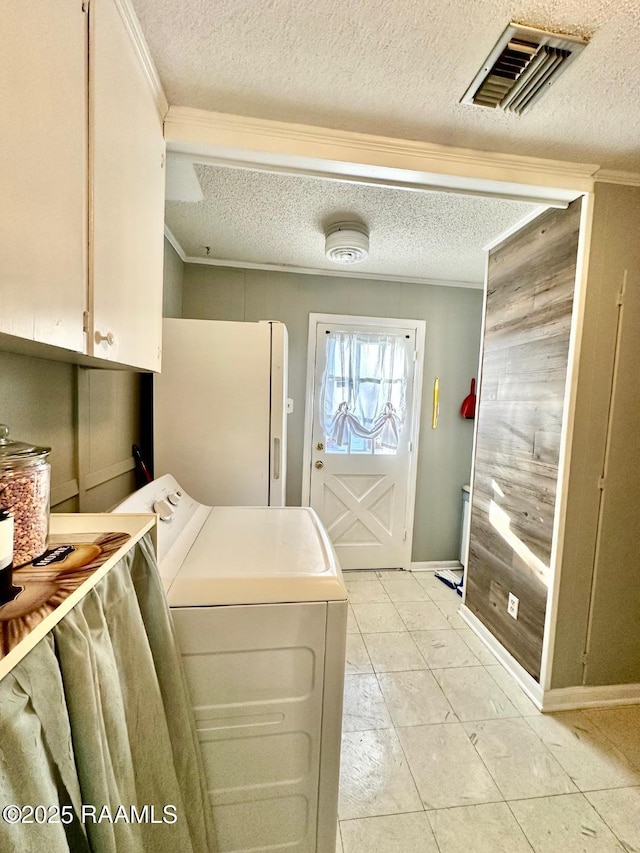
[459,606,544,709]
[459,607,640,712]
[410,560,462,572]
[541,683,640,712]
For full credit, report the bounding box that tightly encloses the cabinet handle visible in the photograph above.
[272,437,281,480]
[94,330,115,346]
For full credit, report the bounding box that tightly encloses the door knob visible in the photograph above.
[314,460,324,469]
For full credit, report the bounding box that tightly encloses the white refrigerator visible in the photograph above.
[154,318,288,506]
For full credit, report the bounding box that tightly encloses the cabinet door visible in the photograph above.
[0,0,87,351]
[89,0,165,371]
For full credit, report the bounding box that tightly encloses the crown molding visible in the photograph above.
[181,253,482,290]
[164,106,598,204]
[594,168,640,187]
[113,0,169,121]
[164,225,187,261]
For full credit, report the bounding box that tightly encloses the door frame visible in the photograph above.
[302,312,426,571]
[163,106,602,698]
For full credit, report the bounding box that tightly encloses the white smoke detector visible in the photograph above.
[325,221,369,264]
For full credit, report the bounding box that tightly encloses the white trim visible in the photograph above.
[301,319,319,506]
[402,321,426,572]
[410,560,462,572]
[460,606,544,708]
[51,479,80,507]
[582,267,628,681]
[112,0,169,121]
[84,457,135,491]
[482,205,550,252]
[164,107,596,203]
[267,320,288,506]
[541,683,640,712]
[539,192,595,692]
[179,254,482,290]
[167,148,575,208]
[595,169,640,187]
[461,249,490,606]
[301,313,426,571]
[164,225,187,261]
[461,602,640,712]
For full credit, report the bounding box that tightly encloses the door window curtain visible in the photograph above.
[0,535,217,853]
[321,331,408,453]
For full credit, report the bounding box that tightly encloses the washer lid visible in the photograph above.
[166,506,347,606]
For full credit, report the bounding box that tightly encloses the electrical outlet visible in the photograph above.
[507,593,519,620]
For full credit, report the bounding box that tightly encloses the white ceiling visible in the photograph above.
[133,0,639,283]
[132,0,640,172]
[165,160,539,284]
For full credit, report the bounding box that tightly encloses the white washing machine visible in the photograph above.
[114,475,347,853]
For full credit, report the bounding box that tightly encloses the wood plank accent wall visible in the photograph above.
[466,199,582,681]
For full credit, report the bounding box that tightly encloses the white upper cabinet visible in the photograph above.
[0,0,166,371]
[89,0,166,371]
[0,0,88,352]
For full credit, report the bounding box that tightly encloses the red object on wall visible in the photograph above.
[460,378,476,419]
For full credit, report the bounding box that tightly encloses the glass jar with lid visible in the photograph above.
[0,424,51,567]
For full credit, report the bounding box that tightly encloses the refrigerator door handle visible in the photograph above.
[272,437,281,480]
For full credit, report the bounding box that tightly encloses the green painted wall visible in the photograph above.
[182,265,483,562]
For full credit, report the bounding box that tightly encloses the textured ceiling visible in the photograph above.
[165,162,538,283]
[132,0,640,171]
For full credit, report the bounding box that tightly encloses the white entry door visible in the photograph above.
[305,316,425,570]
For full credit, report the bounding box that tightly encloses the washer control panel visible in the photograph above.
[112,475,209,566]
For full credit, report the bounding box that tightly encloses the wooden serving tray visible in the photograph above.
[0,531,130,658]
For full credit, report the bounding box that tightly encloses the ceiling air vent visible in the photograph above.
[461,23,588,115]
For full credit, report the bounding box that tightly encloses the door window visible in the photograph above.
[319,330,409,455]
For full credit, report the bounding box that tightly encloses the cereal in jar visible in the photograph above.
[0,424,51,567]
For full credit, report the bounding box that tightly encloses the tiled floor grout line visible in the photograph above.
[503,798,538,852]
[505,788,637,802]
[410,609,578,814]
[505,787,640,851]
[376,664,425,811]
[339,807,427,824]
[463,705,584,806]
[580,711,640,774]
[537,711,640,788]
[347,640,545,819]
[443,714,510,806]
[369,666,429,817]
[422,812,445,853]
[579,788,638,849]
[339,809,447,853]
[339,728,640,850]
[342,573,640,853]
[338,789,640,852]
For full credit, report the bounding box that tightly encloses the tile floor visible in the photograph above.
[337,569,640,853]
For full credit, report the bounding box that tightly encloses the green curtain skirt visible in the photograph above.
[0,534,216,853]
